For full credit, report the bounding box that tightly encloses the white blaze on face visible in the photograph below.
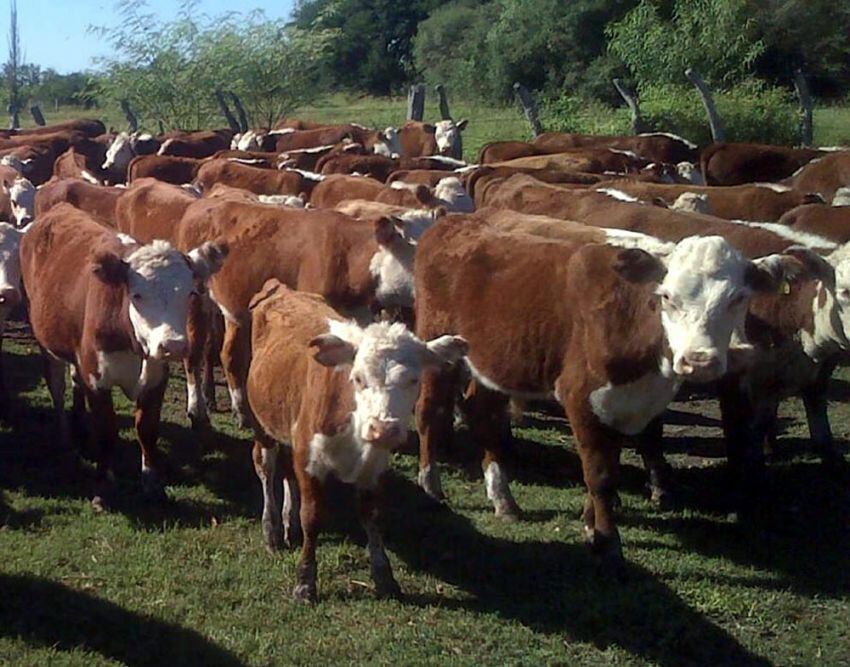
[0,155,25,175]
[316,320,467,446]
[434,177,474,212]
[103,132,134,171]
[373,127,400,157]
[657,236,753,380]
[0,222,24,317]
[434,120,460,155]
[670,192,710,214]
[7,178,35,226]
[235,130,264,152]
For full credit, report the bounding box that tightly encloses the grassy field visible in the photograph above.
[20,98,850,162]
[0,324,848,666]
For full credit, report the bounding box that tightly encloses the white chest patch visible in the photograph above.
[588,368,681,435]
[90,351,166,400]
[306,429,391,489]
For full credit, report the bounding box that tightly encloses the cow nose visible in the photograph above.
[677,350,723,379]
[364,418,403,446]
[155,338,188,360]
[0,287,20,307]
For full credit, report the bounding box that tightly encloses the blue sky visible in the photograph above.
[11,1,296,74]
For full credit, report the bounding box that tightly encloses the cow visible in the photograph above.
[157,130,234,159]
[102,132,162,183]
[127,155,205,185]
[489,148,652,175]
[0,222,27,417]
[316,154,399,182]
[114,178,200,243]
[194,159,323,198]
[701,142,825,186]
[778,203,850,243]
[478,141,542,164]
[2,177,36,227]
[0,143,61,186]
[273,126,380,154]
[413,214,805,570]
[247,280,466,601]
[198,203,432,426]
[53,147,105,184]
[34,179,123,227]
[0,118,105,139]
[376,120,468,160]
[20,203,226,507]
[386,169,462,188]
[531,132,698,165]
[788,151,850,200]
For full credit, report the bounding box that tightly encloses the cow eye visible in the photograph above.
[131,293,143,302]
[730,293,746,308]
[352,374,365,389]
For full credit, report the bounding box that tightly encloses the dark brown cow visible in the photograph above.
[490,148,651,175]
[273,119,332,131]
[20,203,226,506]
[413,214,802,569]
[788,151,850,200]
[273,125,379,153]
[778,203,850,243]
[701,142,825,186]
[316,154,398,182]
[478,141,542,164]
[194,159,322,197]
[158,129,234,159]
[532,132,698,165]
[34,179,123,226]
[127,155,204,185]
[52,147,105,184]
[0,118,105,139]
[246,280,466,601]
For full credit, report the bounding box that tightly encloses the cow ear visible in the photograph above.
[422,335,468,367]
[309,334,356,367]
[651,197,668,208]
[92,251,129,285]
[749,248,834,293]
[613,248,666,284]
[188,241,228,280]
[803,192,825,205]
[414,184,432,204]
[456,119,469,131]
[423,124,437,135]
[374,216,401,246]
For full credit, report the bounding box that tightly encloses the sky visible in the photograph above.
[10,0,297,74]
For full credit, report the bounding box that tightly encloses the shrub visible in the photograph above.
[539,95,631,136]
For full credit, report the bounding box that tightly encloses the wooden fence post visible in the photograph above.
[612,79,642,135]
[228,92,249,133]
[406,84,425,122]
[120,99,139,133]
[513,82,544,137]
[793,69,814,147]
[685,68,725,142]
[7,103,19,131]
[435,84,452,121]
[214,89,240,133]
[29,104,45,126]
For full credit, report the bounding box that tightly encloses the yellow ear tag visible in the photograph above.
[782,280,791,295]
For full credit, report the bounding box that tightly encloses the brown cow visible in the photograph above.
[53,147,105,184]
[316,154,398,182]
[0,222,27,416]
[413,214,803,569]
[532,132,698,165]
[701,142,825,186]
[490,148,651,175]
[158,129,234,158]
[127,155,204,185]
[378,120,469,160]
[274,125,380,153]
[114,178,201,242]
[787,151,850,200]
[478,141,542,164]
[0,118,105,139]
[34,179,123,227]
[20,203,226,506]
[194,159,322,198]
[778,203,850,243]
[247,280,466,601]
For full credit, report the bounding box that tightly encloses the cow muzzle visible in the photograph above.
[674,349,724,382]
[151,337,188,360]
[0,287,20,308]
[363,418,404,448]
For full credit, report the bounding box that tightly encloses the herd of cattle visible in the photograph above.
[1,115,849,602]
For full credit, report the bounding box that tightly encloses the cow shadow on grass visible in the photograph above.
[379,473,770,667]
[0,573,246,666]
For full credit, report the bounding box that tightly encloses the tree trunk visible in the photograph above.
[406,84,425,122]
[612,78,643,135]
[513,82,543,137]
[793,69,814,147]
[685,68,725,142]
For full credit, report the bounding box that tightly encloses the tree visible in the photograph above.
[6,0,21,128]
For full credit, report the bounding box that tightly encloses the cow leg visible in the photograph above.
[0,331,8,421]
[280,446,301,547]
[802,360,842,467]
[358,487,400,598]
[460,379,520,519]
[293,459,323,603]
[68,365,89,447]
[252,438,283,552]
[87,388,118,511]
[44,355,70,446]
[414,364,460,502]
[185,295,210,430]
[203,310,224,412]
[221,319,253,428]
[566,396,624,573]
[634,416,674,509]
[134,364,169,501]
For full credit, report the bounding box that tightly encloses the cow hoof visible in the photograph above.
[188,411,210,432]
[586,531,626,581]
[494,500,521,522]
[141,472,167,502]
[374,577,402,600]
[417,466,445,503]
[649,486,675,511]
[292,582,317,603]
[263,524,284,553]
[611,492,623,512]
[232,409,251,430]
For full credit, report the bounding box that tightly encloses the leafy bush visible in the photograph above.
[639,81,799,146]
[539,95,631,136]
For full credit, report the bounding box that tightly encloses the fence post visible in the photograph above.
[228,92,249,133]
[435,84,452,121]
[612,79,642,135]
[513,82,543,137]
[685,68,725,142]
[120,99,139,133]
[29,104,46,126]
[214,89,240,133]
[7,103,19,131]
[406,84,425,122]
[792,69,814,147]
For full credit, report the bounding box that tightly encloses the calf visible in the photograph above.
[34,179,123,227]
[1,177,35,226]
[377,120,469,159]
[701,142,824,186]
[532,132,698,164]
[53,148,104,184]
[20,203,226,506]
[194,159,322,198]
[779,203,850,243]
[102,132,161,183]
[414,216,803,569]
[247,280,465,601]
[114,178,201,242]
[788,151,850,200]
[127,155,204,185]
[158,130,234,159]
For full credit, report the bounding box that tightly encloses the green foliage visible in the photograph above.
[607,0,766,89]
[639,81,799,146]
[93,1,335,131]
[539,95,631,136]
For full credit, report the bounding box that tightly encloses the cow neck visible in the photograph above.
[805,281,849,360]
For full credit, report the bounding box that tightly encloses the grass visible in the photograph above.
[1,326,849,666]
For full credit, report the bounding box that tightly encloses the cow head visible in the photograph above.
[310,320,467,447]
[92,240,227,360]
[373,127,400,158]
[833,187,850,206]
[617,236,804,382]
[3,177,35,227]
[233,130,265,152]
[0,155,25,175]
[434,119,468,159]
[102,132,135,173]
[433,177,474,213]
[670,192,710,215]
[0,222,26,316]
